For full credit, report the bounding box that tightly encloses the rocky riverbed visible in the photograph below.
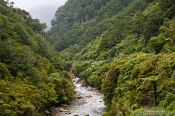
[51,75,105,116]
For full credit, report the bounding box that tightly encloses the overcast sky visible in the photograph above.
[10,0,67,28]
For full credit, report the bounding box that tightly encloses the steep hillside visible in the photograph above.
[0,0,74,115]
[49,0,175,115]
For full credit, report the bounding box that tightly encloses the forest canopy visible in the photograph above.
[49,0,175,115]
[0,0,74,115]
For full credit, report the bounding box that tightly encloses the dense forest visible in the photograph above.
[0,0,74,115]
[0,0,175,115]
[49,0,175,115]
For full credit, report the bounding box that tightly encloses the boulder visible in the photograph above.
[84,113,89,116]
[73,114,79,116]
[45,110,50,115]
[59,108,68,112]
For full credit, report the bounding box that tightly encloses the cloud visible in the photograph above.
[30,5,58,28]
[10,0,67,28]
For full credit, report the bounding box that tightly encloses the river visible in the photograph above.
[51,74,105,116]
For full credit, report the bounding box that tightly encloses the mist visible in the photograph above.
[10,0,67,28]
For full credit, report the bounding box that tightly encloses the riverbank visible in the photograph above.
[51,74,105,116]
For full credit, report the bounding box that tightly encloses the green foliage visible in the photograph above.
[49,72,74,103]
[102,67,120,106]
[29,19,46,34]
[0,0,74,115]
[0,63,12,80]
[48,0,175,115]
[146,36,165,53]
[72,60,110,89]
[146,19,175,53]
[101,53,175,115]
[0,80,40,115]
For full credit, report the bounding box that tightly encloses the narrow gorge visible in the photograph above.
[0,0,175,116]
